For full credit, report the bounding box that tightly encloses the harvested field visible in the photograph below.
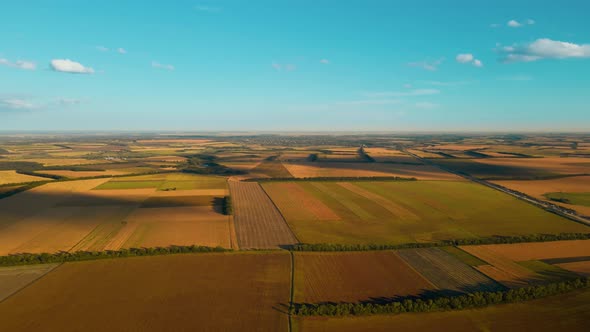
[465,240,590,262]
[0,264,59,302]
[37,170,125,178]
[0,170,48,185]
[251,160,293,178]
[517,260,580,281]
[229,180,298,249]
[396,248,503,294]
[295,287,590,332]
[120,206,233,249]
[282,162,462,180]
[556,261,590,276]
[263,180,588,244]
[93,180,164,190]
[140,195,222,208]
[294,251,435,303]
[459,246,539,288]
[493,176,590,215]
[0,253,290,332]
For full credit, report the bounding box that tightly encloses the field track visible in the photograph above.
[229,180,298,249]
[396,248,504,293]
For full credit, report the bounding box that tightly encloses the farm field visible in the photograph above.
[0,264,59,301]
[0,252,291,332]
[294,287,590,332]
[0,173,234,254]
[458,242,590,288]
[262,180,588,244]
[0,170,49,185]
[293,251,436,303]
[396,248,503,294]
[282,162,462,180]
[229,180,297,248]
[493,176,590,215]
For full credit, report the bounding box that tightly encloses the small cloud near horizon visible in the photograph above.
[152,61,175,71]
[50,59,94,74]
[0,58,36,70]
[408,58,444,71]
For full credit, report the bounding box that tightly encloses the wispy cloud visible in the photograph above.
[414,101,439,110]
[0,95,83,112]
[0,98,36,111]
[96,46,109,52]
[420,80,472,86]
[456,53,483,67]
[498,38,590,63]
[408,58,444,71]
[362,88,440,98]
[319,59,330,64]
[507,19,535,28]
[50,59,94,74]
[194,4,221,12]
[272,62,297,72]
[117,48,127,54]
[0,58,36,70]
[152,61,175,71]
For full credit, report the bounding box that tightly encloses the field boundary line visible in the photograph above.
[288,251,295,332]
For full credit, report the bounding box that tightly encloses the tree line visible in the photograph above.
[0,245,230,267]
[292,277,590,316]
[289,233,590,252]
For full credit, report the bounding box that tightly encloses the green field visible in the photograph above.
[92,173,227,190]
[262,180,590,244]
[544,192,590,207]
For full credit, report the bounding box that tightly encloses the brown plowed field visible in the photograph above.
[556,261,590,277]
[0,252,291,332]
[229,180,298,249]
[0,264,59,302]
[396,248,503,293]
[466,240,590,262]
[294,251,435,303]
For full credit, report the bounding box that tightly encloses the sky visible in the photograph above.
[1,0,589,132]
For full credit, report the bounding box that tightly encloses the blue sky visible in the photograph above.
[1,0,589,131]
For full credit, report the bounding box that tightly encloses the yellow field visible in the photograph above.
[282,162,462,180]
[0,170,49,185]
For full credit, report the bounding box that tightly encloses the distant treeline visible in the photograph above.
[245,176,417,183]
[0,245,230,267]
[292,277,590,316]
[289,233,590,252]
[357,147,375,162]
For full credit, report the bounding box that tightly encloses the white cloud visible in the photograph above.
[0,58,36,70]
[456,53,474,63]
[337,99,400,106]
[50,59,94,74]
[507,20,522,28]
[194,5,221,12]
[420,80,472,86]
[319,59,330,64]
[96,46,109,52]
[117,48,127,54]
[507,19,535,28]
[408,58,444,71]
[0,98,36,111]
[272,62,297,71]
[415,101,439,110]
[499,38,590,63]
[59,98,82,106]
[456,54,483,67]
[363,88,440,98]
[152,61,175,71]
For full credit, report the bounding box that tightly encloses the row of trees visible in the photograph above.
[222,196,233,215]
[290,233,590,252]
[292,277,590,316]
[0,245,230,267]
